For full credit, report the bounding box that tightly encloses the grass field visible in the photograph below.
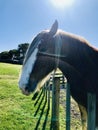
[0,63,81,130]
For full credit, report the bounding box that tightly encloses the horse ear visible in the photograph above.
[49,20,58,36]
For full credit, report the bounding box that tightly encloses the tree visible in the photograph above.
[0,43,29,64]
[18,43,29,59]
[9,49,19,60]
[0,51,10,60]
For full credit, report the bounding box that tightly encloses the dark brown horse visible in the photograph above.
[19,21,98,130]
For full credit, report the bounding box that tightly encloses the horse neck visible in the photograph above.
[58,59,82,81]
[86,45,98,67]
[58,45,98,79]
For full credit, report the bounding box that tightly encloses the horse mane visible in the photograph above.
[57,29,97,51]
[56,30,98,62]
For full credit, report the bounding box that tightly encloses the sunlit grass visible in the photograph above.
[0,63,81,130]
[0,63,51,130]
[0,63,21,76]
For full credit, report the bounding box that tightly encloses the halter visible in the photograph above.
[38,51,66,58]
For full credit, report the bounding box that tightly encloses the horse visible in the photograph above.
[19,20,98,130]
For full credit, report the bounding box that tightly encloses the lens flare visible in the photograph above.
[50,0,75,9]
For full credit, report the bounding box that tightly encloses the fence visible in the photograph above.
[32,71,96,130]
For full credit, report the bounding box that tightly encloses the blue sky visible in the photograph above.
[0,0,98,52]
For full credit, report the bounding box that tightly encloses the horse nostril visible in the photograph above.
[25,86,29,91]
[20,87,30,96]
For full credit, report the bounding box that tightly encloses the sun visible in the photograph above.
[50,0,75,9]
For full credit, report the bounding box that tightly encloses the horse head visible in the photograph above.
[19,20,97,97]
[19,20,60,95]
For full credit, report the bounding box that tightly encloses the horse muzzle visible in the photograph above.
[20,88,30,95]
[19,81,38,96]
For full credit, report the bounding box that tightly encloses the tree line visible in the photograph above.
[0,43,29,65]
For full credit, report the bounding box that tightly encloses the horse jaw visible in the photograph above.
[34,72,52,94]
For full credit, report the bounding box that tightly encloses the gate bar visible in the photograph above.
[87,93,96,130]
[66,83,71,130]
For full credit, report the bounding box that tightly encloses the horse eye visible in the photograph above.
[38,44,46,52]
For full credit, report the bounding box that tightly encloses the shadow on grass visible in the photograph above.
[42,106,50,130]
[34,95,47,130]
[34,86,50,130]
[34,89,44,106]
[32,87,44,101]
[34,89,45,117]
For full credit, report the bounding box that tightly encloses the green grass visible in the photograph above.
[0,63,52,130]
[0,63,81,130]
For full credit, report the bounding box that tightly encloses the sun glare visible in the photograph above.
[50,0,75,9]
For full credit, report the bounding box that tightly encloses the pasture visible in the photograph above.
[0,63,81,130]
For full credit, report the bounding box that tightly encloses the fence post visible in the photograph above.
[87,93,96,130]
[51,76,60,130]
[48,81,50,110]
[66,83,71,130]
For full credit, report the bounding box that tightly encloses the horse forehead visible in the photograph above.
[23,31,49,65]
[23,39,40,65]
